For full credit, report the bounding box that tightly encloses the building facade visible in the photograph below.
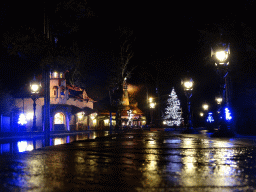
[15,71,96,132]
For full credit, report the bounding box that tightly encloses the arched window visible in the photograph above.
[53,86,58,97]
[54,112,65,124]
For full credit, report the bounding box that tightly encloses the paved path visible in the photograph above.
[1,130,256,191]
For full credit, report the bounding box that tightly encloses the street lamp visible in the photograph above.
[30,76,41,131]
[211,43,230,106]
[211,42,232,130]
[149,97,156,125]
[202,103,209,111]
[215,96,223,105]
[181,77,193,130]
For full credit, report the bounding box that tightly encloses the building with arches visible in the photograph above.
[14,70,96,132]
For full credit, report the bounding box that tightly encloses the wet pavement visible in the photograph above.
[1,130,256,191]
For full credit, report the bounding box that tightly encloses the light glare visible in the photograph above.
[184,81,193,89]
[216,51,228,61]
[31,84,39,93]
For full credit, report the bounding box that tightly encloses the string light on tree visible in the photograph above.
[163,87,183,126]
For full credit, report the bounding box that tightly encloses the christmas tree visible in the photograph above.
[164,87,183,126]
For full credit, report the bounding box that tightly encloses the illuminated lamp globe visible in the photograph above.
[31,84,39,93]
[182,78,194,91]
[150,102,156,109]
[202,103,209,111]
[216,51,228,62]
[184,81,193,90]
[30,77,41,94]
[215,96,223,105]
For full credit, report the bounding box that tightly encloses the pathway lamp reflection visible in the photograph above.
[181,77,193,130]
[30,76,41,131]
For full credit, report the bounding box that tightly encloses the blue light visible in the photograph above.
[225,108,232,121]
[17,141,27,152]
[207,112,214,123]
[18,113,27,125]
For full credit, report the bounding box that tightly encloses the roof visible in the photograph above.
[49,104,96,115]
[66,84,83,91]
[67,84,94,102]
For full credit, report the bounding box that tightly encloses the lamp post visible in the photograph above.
[211,42,232,130]
[215,95,223,127]
[30,76,41,132]
[149,97,156,125]
[181,77,194,130]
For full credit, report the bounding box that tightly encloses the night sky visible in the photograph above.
[1,0,256,115]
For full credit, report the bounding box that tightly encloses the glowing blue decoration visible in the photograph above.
[207,112,214,123]
[17,141,27,152]
[18,113,27,125]
[225,108,232,121]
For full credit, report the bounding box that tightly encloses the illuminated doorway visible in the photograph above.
[54,112,65,130]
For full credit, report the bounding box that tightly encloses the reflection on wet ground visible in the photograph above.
[0,131,109,154]
[1,130,256,191]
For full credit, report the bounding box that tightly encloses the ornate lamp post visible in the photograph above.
[211,42,232,129]
[149,97,156,125]
[211,43,230,106]
[30,76,41,131]
[181,77,194,130]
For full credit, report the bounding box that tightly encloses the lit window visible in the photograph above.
[60,73,63,78]
[53,72,58,78]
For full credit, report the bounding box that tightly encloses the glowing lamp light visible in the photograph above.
[31,84,39,93]
[216,51,228,62]
[215,96,223,105]
[211,43,230,65]
[30,76,41,94]
[200,112,204,117]
[181,77,194,91]
[202,104,209,111]
[184,81,193,90]
[150,102,156,108]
